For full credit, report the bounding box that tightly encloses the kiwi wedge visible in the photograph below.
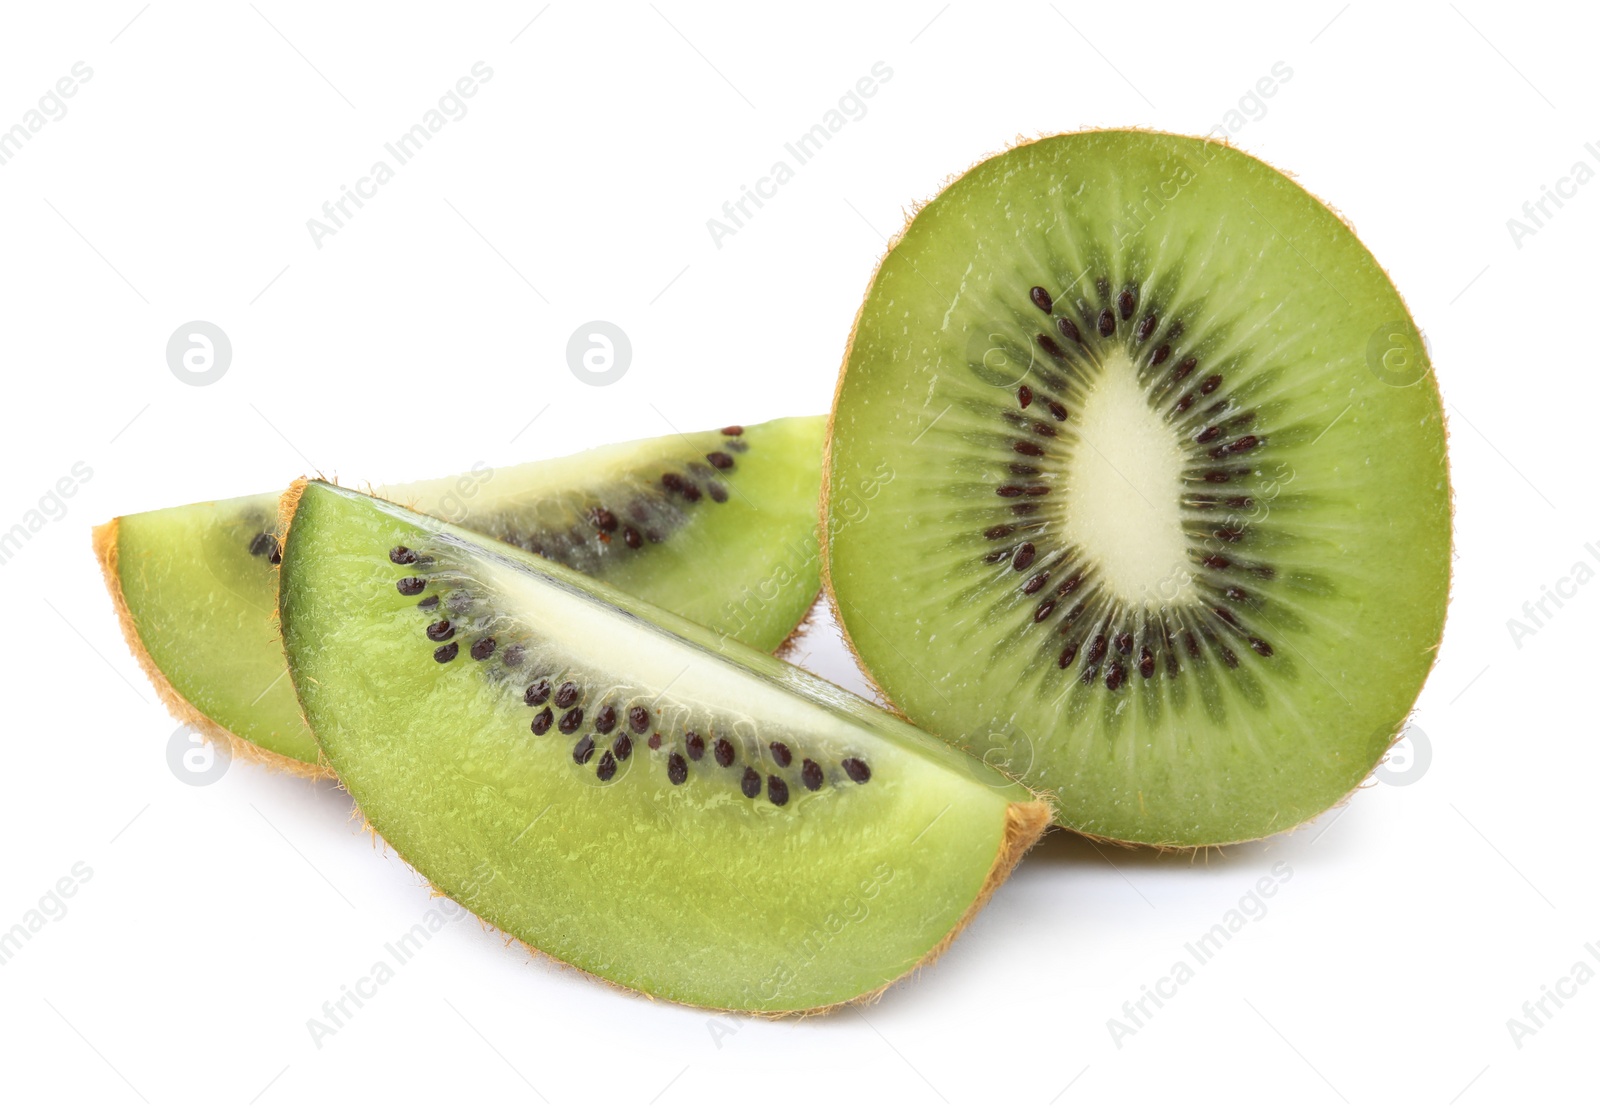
[824,131,1451,847]
[279,480,1048,1012]
[96,417,824,771]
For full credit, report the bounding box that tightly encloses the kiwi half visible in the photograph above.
[824,131,1451,847]
[279,480,1048,1012]
[96,417,825,771]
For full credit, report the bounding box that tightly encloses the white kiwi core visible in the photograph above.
[1059,352,1196,607]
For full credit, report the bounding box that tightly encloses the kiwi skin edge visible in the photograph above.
[277,478,1053,1015]
[817,128,1454,852]
[92,517,332,779]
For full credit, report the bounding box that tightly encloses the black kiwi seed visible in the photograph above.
[721,424,744,436]
[841,757,871,784]
[714,738,734,767]
[531,707,553,734]
[1136,314,1157,341]
[1117,288,1136,319]
[572,736,595,765]
[1023,573,1049,595]
[594,705,617,733]
[1151,343,1172,366]
[628,706,650,733]
[596,750,616,780]
[588,506,618,532]
[1029,286,1053,313]
[1057,316,1082,344]
[1097,308,1115,336]
[1105,660,1126,691]
[801,759,824,791]
[470,637,496,661]
[1018,385,1034,408]
[985,524,1015,540]
[685,731,705,760]
[648,732,662,750]
[433,642,458,663]
[740,767,761,798]
[1011,543,1036,571]
[1034,599,1055,622]
[667,752,688,785]
[1174,356,1198,381]
[1037,333,1067,360]
[623,526,643,549]
[1250,638,1274,657]
[558,708,584,734]
[770,741,792,767]
[396,576,426,596]
[426,620,454,642]
[706,451,735,469]
[1014,440,1044,457]
[389,545,417,565]
[1047,400,1068,421]
[768,776,789,806]
[706,481,729,503]
[418,595,439,609]
[613,734,632,760]
[1139,648,1155,679]
[249,532,278,558]
[525,679,551,705]
[554,681,579,709]
[1115,632,1134,654]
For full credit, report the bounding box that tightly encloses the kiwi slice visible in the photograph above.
[279,480,1047,1012]
[96,417,825,771]
[824,131,1451,847]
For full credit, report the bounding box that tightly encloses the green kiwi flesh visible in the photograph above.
[824,131,1451,847]
[279,480,1048,1013]
[96,417,825,769]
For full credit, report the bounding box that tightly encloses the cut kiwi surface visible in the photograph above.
[824,131,1451,847]
[96,417,824,769]
[279,480,1048,1013]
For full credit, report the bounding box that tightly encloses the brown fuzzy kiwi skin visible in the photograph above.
[279,481,1052,1015]
[91,516,332,780]
[817,128,1455,853]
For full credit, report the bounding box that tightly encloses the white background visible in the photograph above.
[0,2,1593,1105]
